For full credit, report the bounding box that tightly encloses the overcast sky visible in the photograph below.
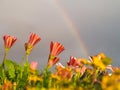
[0,0,120,69]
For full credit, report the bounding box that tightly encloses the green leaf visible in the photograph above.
[5,60,16,79]
[102,57,112,65]
[43,68,51,88]
[0,64,4,84]
[16,62,30,89]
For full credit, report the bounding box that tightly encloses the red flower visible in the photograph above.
[48,41,65,67]
[3,35,17,49]
[67,56,83,67]
[50,41,65,56]
[28,33,41,46]
[25,33,41,55]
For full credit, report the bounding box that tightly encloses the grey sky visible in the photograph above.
[0,0,120,69]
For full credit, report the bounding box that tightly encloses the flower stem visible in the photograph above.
[26,54,29,63]
[2,48,9,83]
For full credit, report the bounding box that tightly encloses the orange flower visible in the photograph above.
[58,68,72,80]
[48,41,65,67]
[25,33,41,55]
[67,56,83,67]
[55,63,73,80]
[2,80,12,90]
[74,66,86,75]
[56,63,65,72]
[3,35,17,49]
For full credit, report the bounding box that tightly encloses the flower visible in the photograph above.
[49,41,65,56]
[89,53,106,62]
[28,75,39,83]
[48,41,64,67]
[67,56,83,67]
[25,33,41,55]
[89,53,112,70]
[55,63,73,80]
[56,63,65,71]
[106,65,114,72]
[112,67,120,74]
[47,57,59,68]
[102,74,120,90]
[30,61,38,70]
[67,56,86,75]
[58,67,72,80]
[74,65,86,75]
[2,80,12,90]
[51,73,61,80]
[3,35,17,50]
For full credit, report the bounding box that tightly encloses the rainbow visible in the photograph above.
[51,0,89,57]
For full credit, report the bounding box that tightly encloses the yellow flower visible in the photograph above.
[51,74,61,80]
[89,53,112,70]
[28,75,41,83]
[102,74,120,90]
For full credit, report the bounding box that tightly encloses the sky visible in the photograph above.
[0,0,120,69]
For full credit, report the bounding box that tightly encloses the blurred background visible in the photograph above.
[0,0,120,69]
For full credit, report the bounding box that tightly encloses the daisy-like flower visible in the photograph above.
[47,41,64,68]
[67,56,83,67]
[49,41,64,56]
[3,35,17,50]
[74,65,86,75]
[55,63,73,80]
[25,33,41,55]
[67,56,86,75]
[89,53,112,70]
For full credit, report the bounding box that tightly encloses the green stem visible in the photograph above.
[22,54,26,61]
[2,48,9,83]
[92,68,100,85]
[26,54,29,62]
[73,72,80,87]
[24,54,29,67]
[95,68,100,78]
[3,51,6,69]
[43,67,51,88]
